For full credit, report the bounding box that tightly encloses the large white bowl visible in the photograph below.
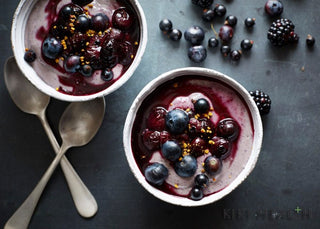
[11,0,147,102]
[123,67,263,207]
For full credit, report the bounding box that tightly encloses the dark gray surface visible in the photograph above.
[1,0,319,228]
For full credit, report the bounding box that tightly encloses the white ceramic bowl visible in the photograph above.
[11,0,147,102]
[123,67,263,207]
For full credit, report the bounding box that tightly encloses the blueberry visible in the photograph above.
[76,14,90,32]
[204,156,222,175]
[159,18,173,32]
[208,37,219,48]
[202,9,215,22]
[112,7,133,30]
[241,39,254,50]
[188,45,207,63]
[101,69,114,81]
[64,55,81,73]
[225,15,238,27]
[190,186,203,201]
[169,29,182,41]
[214,4,227,17]
[42,37,63,59]
[219,25,233,43]
[71,0,93,6]
[80,64,93,77]
[195,174,209,187]
[194,98,210,114]
[216,118,239,141]
[244,17,256,28]
[165,109,189,135]
[144,163,168,186]
[24,50,36,63]
[175,155,197,178]
[184,26,205,45]
[161,140,182,162]
[265,0,283,17]
[92,13,109,31]
[220,45,231,57]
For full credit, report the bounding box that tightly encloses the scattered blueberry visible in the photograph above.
[195,174,209,187]
[249,90,272,115]
[194,98,210,114]
[80,64,93,77]
[147,107,167,131]
[101,69,114,81]
[306,34,315,47]
[92,13,109,32]
[24,50,36,63]
[145,163,169,186]
[229,50,242,62]
[244,17,256,28]
[219,25,233,43]
[159,19,173,33]
[204,156,222,175]
[220,45,231,57]
[184,25,205,45]
[190,186,203,200]
[208,37,219,48]
[71,0,93,7]
[216,118,239,141]
[188,45,207,63]
[225,15,238,27]
[265,0,284,17]
[112,7,133,30]
[214,4,227,17]
[191,0,214,8]
[76,14,91,32]
[169,29,182,41]
[165,109,189,134]
[241,39,254,50]
[161,140,182,162]
[42,37,63,59]
[175,155,198,178]
[64,55,81,73]
[210,136,231,159]
[202,9,215,22]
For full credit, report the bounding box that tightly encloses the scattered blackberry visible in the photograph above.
[306,34,315,47]
[249,90,271,115]
[192,0,213,8]
[267,18,299,46]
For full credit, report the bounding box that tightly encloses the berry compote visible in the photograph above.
[24,0,140,95]
[131,75,254,200]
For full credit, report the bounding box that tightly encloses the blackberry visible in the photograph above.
[249,90,271,115]
[267,18,299,47]
[192,0,213,8]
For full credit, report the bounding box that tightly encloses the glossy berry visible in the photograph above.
[190,186,203,201]
[159,19,173,32]
[306,34,315,47]
[244,17,256,28]
[219,25,233,43]
[184,26,205,45]
[195,174,209,187]
[160,131,171,144]
[249,90,272,115]
[24,50,36,63]
[210,136,231,159]
[220,45,231,57]
[265,0,284,17]
[64,55,80,73]
[59,5,74,20]
[112,7,133,30]
[175,155,198,178]
[229,50,242,62]
[225,15,238,27]
[76,14,90,32]
[161,140,182,162]
[145,163,169,186]
[208,37,219,48]
[188,45,207,63]
[191,0,214,8]
[194,98,210,114]
[241,39,254,50]
[101,69,114,81]
[71,0,93,7]
[92,13,109,32]
[169,29,182,41]
[216,118,239,141]
[80,64,93,77]
[204,156,222,175]
[147,107,167,131]
[267,18,298,46]
[142,130,160,150]
[188,118,202,136]
[191,137,207,156]
[202,9,215,22]
[42,37,62,59]
[165,109,189,134]
[214,4,227,17]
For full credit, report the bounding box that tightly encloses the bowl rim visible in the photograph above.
[123,67,263,207]
[11,0,148,102]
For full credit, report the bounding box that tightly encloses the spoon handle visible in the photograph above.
[4,144,69,229]
[38,112,98,218]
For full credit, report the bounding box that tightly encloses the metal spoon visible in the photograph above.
[4,57,101,219]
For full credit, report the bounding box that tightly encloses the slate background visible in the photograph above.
[0,0,319,228]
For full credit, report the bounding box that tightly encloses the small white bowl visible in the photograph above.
[11,0,147,102]
[123,67,263,207]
